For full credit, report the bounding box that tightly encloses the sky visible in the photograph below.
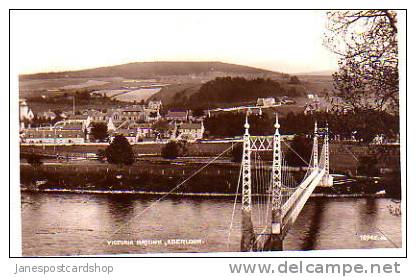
[11,10,339,74]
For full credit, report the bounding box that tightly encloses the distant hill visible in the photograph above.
[293,69,335,76]
[19,61,336,113]
[20,61,286,80]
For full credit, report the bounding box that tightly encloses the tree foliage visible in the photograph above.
[26,153,43,167]
[204,110,398,143]
[204,113,275,138]
[285,135,312,167]
[188,77,301,108]
[288,76,301,85]
[230,143,243,163]
[281,110,398,142]
[357,156,379,176]
[325,10,399,113]
[90,122,108,142]
[161,141,189,159]
[105,135,135,165]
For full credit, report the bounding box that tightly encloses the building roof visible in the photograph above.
[179,122,203,130]
[87,110,108,117]
[68,114,89,120]
[113,128,138,137]
[136,123,153,128]
[24,128,84,138]
[166,110,188,118]
[54,121,84,130]
[122,105,145,113]
[148,100,162,105]
[42,111,56,118]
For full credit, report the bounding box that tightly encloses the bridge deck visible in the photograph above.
[281,169,325,237]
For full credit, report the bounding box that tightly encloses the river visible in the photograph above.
[20,192,402,256]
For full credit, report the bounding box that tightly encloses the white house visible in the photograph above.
[19,99,34,128]
[148,100,162,110]
[257,98,276,107]
[136,123,154,139]
[40,110,57,121]
[22,128,85,144]
[177,122,205,141]
[110,128,139,144]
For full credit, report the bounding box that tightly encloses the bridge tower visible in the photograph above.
[312,121,319,169]
[239,116,332,251]
[240,113,283,251]
[320,122,333,187]
[240,114,256,251]
[270,114,283,250]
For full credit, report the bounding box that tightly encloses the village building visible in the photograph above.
[148,100,162,111]
[87,110,109,122]
[136,123,154,139]
[144,108,162,122]
[22,128,85,144]
[109,128,139,144]
[107,109,123,123]
[55,117,89,131]
[257,97,276,107]
[107,117,117,132]
[19,99,35,128]
[121,105,146,122]
[40,110,57,121]
[166,110,189,122]
[176,122,205,141]
[187,110,206,122]
[65,114,92,129]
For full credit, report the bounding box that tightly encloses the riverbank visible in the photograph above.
[21,186,387,198]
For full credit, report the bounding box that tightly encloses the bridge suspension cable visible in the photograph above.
[227,162,243,250]
[109,143,236,237]
[240,114,331,251]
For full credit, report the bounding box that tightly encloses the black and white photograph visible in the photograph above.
[11,9,404,257]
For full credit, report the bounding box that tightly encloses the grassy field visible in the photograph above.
[20,160,242,194]
[20,158,391,196]
[21,141,400,175]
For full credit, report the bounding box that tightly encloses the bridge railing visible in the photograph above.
[281,168,319,219]
[281,169,326,236]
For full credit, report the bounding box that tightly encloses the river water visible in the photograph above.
[21,192,402,256]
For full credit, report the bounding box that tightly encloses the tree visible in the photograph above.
[288,76,301,85]
[285,135,312,167]
[325,10,398,113]
[192,108,205,117]
[189,77,294,109]
[27,153,43,168]
[90,122,108,142]
[230,143,243,163]
[161,141,188,159]
[152,120,170,139]
[105,135,135,165]
[357,156,379,176]
[97,149,107,162]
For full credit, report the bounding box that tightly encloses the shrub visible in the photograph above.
[161,141,188,159]
[105,135,135,165]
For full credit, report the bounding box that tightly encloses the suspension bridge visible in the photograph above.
[80,112,334,254]
[237,114,332,251]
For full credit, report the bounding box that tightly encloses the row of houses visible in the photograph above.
[21,120,205,145]
[20,100,206,144]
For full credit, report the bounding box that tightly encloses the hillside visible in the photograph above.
[19,61,286,80]
[19,61,334,114]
